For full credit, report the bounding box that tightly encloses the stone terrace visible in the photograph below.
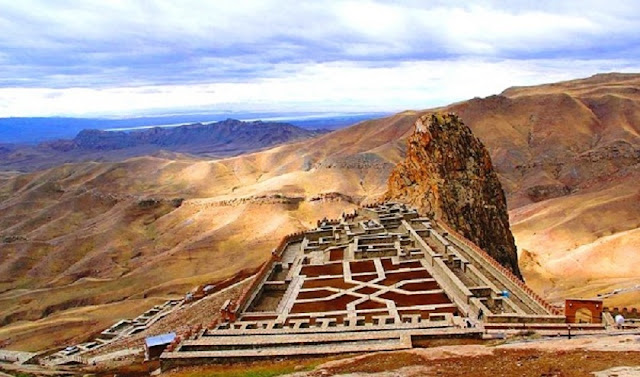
[161,202,568,368]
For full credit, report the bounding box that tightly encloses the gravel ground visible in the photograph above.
[284,333,640,377]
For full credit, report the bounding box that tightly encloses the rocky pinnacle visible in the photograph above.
[385,112,522,279]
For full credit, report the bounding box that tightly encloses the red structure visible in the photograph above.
[220,300,238,322]
[565,299,603,324]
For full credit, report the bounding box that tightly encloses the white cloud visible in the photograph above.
[1,1,636,58]
[434,6,598,54]
[1,58,638,117]
[0,0,639,116]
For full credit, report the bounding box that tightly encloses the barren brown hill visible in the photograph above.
[1,73,639,351]
[447,73,640,303]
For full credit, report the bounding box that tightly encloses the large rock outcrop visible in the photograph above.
[385,113,522,278]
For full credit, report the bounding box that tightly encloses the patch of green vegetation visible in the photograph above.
[0,366,35,377]
[14,372,36,377]
[171,198,184,207]
[168,358,329,377]
[182,364,306,377]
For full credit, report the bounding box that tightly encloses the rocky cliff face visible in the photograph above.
[385,113,522,278]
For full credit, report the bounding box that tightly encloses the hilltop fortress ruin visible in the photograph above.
[37,200,635,369]
[28,112,636,370]
[160,201,579,368]
[157,112,620,368]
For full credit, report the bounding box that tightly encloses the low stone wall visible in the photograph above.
[605,307,640,319]
[485,314,566,324]
[438,222,561,316]
[233,231,307,314]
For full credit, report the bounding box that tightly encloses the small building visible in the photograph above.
[61,346,80,356]
[144,332,176,360]
[565,299,603,324]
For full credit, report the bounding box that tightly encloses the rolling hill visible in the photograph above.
[0,73,638,351]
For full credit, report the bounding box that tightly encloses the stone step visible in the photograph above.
[164,334,411,360]
[182,329,407,349]
[483,323,605,331]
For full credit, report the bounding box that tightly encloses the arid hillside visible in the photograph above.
[0,112,412,350]
[448,73,640,303]
[1,73,638,351]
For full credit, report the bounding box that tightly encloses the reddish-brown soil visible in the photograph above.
[323,349,640,377]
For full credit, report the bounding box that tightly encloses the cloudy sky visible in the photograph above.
[1,0,639,117]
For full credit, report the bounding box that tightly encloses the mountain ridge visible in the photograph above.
[0,119,328,172]
[1,72,639,350]
[56,118,327,151]
[0,112,386,144]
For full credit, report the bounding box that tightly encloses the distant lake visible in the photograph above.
[0,112,390,144]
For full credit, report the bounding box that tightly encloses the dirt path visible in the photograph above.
[283,334,640,377]
[87,347,143,364]
[593,366,640,377]
[0,362,71,376]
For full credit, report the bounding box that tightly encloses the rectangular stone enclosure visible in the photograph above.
[161,202,566,368]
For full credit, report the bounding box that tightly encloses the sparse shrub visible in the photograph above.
[137,198,161,208]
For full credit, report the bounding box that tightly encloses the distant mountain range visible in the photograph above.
[0,112,387,144]
[0,118,329,171]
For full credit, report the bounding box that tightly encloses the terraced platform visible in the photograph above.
[161,202,566,368]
